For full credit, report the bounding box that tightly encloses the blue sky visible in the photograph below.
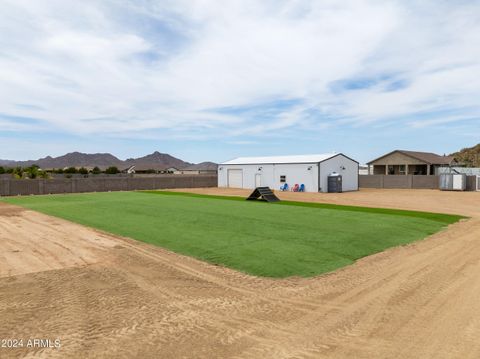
[0,0,479,164]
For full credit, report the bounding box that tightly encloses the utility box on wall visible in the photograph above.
[327,173,342,193]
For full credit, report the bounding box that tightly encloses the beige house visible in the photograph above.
[367,150,456,175]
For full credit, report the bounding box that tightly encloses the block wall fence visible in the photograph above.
[359,175,477,191]
[0,175,217,196]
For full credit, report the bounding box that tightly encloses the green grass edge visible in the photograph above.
[139,190,467,224]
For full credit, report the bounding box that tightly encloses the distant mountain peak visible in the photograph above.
[0,151,208,171]
[125,151,192,170]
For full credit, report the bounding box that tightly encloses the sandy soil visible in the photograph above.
[1,189,480,358]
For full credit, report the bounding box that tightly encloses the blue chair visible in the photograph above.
[280,183,289,191]
[299,184,305,192]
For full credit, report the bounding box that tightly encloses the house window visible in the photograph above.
[280,175,286,183]
[399,165,406,175]
[388,165,394,175]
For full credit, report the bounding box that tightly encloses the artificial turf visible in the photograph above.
[2,191,465,278]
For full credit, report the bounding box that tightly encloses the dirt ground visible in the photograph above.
[1,189,480,359]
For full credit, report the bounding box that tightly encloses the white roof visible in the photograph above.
[221,153,339,165]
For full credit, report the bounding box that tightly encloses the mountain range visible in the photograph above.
[4,143,476,170]
[0,151,216,171]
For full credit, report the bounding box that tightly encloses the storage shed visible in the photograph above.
[218,154,359,193]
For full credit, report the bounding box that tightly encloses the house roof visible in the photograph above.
[367,150,455,165]
[221,153,343,165]
[127,164,170,171]
[182,162,218,171]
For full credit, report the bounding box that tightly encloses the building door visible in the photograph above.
[255,173,261,187]
[227,169,243,188]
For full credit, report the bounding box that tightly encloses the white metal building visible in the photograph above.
[218,153,359,193]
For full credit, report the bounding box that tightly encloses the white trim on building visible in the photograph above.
[218,153,359,193]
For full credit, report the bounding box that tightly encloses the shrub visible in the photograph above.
[38,171,50,179]
[25,165,40,179]
[105,166,119,174]
[78,167,89,175]
[12,167,23,178]
[64,167,77,174]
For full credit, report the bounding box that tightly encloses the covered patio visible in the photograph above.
[367,150,455,176]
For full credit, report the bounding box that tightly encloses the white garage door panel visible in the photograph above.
[228,169,243,188]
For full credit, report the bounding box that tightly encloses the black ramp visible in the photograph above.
[246,187,280,202]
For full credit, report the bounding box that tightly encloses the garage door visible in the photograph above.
[227,169,243,188]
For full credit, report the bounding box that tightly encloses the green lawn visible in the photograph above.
[2,191,464,278]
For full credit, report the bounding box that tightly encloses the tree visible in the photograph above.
[64,167,77,174]
[38,170,50,179]
[0,166,4,174]
[78,167,89,175]
[91,166,101,174]
[105,166,119,174]
[12,166,23,179]
[25,165,39,179]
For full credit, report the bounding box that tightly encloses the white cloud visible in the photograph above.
[0,0,478,140]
